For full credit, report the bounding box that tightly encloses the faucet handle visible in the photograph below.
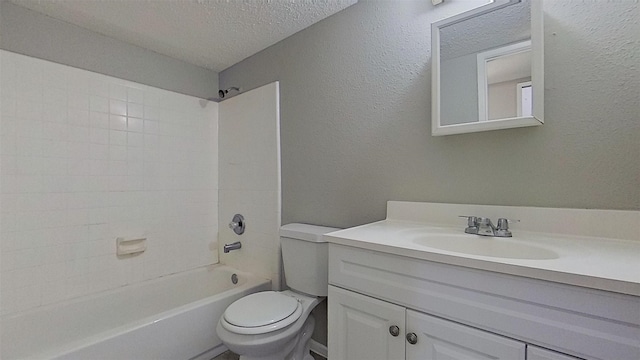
[458,215,478,224]
[458,216,479,234]
[496,218,519,229]
[228,214,245,235]
[495,218,519,237]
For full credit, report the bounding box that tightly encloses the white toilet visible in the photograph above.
[216,223,339,360]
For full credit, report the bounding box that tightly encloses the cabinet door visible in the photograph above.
[328,285,405,360]
[406,310,525,360]
[528,345,583,360]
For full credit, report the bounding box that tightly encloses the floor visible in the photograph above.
[212,350,325,360]
[212,350,239,360]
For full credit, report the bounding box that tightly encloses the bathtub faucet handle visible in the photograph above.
[228,214,245,235]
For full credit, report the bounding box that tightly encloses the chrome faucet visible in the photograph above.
[477,217,497,236]
[223,241,242,253]
[459,216,518,237]
[460,216,479,234]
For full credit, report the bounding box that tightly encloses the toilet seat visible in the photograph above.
[222,291,303,335]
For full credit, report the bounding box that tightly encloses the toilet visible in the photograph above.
[216,223,339,360]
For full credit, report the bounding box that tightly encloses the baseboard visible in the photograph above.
[191,344,227,360]
[309,339,328,359]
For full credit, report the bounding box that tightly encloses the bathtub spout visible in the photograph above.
[224,241,242,253]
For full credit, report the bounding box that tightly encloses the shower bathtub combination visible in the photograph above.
[1,265,270,360]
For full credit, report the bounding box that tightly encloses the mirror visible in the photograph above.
[432,0,544,136]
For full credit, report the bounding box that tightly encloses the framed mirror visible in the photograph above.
[432,0,544,136]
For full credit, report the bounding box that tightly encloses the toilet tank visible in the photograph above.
[280,223,340,297]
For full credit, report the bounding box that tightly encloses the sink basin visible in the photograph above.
[410,233,559,260]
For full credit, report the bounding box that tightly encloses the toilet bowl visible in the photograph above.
[216,290,319,360]
[216,223,339,360]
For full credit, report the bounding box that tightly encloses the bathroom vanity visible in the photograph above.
[326,202,640,360]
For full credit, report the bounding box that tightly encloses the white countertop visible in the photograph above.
[325,202,640,296]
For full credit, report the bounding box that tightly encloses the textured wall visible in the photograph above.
[0,0,3,48]
[220,0,640,228]
[0,1,219,99]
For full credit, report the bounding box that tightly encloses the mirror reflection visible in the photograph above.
[433,0,543,135]
[482,41,532,121]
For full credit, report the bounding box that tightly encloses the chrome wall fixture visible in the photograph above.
[224,241,242,253]
[229,214,245,235]
[218,87,240,99]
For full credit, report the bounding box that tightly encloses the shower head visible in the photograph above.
[218,87,240,99]
[199,86,242,106]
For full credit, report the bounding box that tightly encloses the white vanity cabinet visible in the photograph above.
[528,346,583,360]
[405,309,525,360]
[328,285,405,360]
[327,243,639,360]
[328,285,525,360]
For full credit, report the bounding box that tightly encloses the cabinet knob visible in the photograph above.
[389,325,400,337]
[406,332,418,345]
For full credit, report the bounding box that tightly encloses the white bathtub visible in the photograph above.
[1,265,271,360]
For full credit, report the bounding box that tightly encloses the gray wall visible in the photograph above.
[220,0,640,229]
[0,1,3,48]
[0,1,218,99]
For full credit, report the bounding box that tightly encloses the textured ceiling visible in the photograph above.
[9,0,358,72]
[440,0,530,60]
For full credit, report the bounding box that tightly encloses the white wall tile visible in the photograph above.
[68,158,91,176]
[127,117,144,133]
[89,144,109,161]
[0,51,219,315]
[90,79,110,98]
[42,123,69,142]
[68,93,89,110]
[109,99,127,116]
[109,115,127,131]
[127,132,144,148]
[42,175,69,193]
[42,101,67,124]
[68,126,89,143]
[90,96,109,113]
[90,128,109,145]
[127,103,144,119]
[17,119,43,139]
[109,84,128,101]
[67,72,91,94]
[90,112,109,129]
[109,130,127,146]
[127,87,144,104]
[68,109,89,127]
[67,143,90,159]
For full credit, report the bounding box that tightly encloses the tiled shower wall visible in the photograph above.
[0,51,219,315]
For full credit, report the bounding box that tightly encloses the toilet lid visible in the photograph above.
[224,291,301,329]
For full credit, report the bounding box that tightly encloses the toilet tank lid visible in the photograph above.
[280,223,341,243]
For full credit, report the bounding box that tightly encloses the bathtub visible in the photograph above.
[1,265,271,360]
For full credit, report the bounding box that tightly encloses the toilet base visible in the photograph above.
[238,315,315,360]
